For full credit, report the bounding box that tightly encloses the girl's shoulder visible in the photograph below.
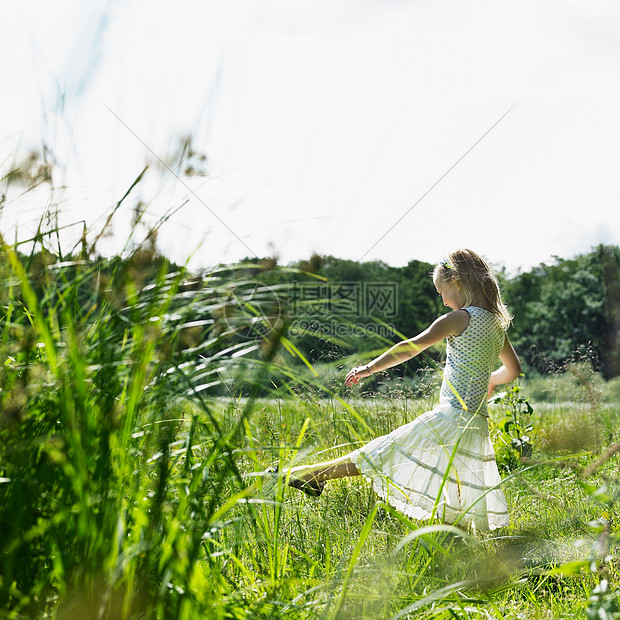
[443,309,470,336]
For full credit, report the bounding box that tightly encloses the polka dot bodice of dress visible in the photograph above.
[439,306,505,416]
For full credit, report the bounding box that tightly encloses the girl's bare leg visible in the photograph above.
[288,454,360,483]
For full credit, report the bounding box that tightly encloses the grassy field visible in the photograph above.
[222,390,619,619]
[0,244,618,619]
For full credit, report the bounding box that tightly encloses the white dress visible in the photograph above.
[349,307,510,531]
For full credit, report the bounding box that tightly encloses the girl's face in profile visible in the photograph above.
[435,279,466,311]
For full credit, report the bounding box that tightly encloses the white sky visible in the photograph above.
[3,0,620,273]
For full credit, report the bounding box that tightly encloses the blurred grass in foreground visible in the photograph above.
[0,230,301,618]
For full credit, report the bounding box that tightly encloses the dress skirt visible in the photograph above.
[348,404,509,531]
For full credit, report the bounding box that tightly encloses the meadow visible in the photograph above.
[0,238,618,619]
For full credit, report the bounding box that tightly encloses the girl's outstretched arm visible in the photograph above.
[345,310,469,385]
[488,336,522,395]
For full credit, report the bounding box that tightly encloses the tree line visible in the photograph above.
[268,244,620,379]
[8,243,620,380]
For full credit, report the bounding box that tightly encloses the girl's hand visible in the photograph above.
[345,365,372,385]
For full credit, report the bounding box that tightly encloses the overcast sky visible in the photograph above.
[3,0,620,273]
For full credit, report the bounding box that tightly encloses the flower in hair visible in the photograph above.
[441,258,454,270]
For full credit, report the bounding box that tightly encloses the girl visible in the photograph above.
[281,249,521,531]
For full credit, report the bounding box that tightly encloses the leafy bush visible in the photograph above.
[489,379,535,471]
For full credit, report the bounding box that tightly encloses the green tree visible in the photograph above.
[504,245,620,378]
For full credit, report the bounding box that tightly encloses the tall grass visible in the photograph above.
[0,226,299,618]
[1,223,619,618]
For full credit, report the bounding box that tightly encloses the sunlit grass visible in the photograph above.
[205,387,619,619]
[0,220,618,618]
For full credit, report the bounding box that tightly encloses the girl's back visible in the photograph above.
[440,306,505,416]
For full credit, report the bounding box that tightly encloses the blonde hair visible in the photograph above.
[433,249,512,328]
